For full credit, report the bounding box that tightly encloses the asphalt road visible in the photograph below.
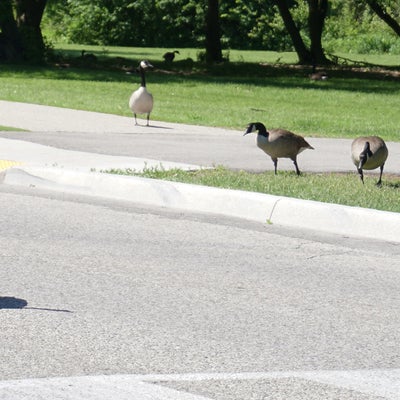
[1,101,400,398]
[2,99,400,176]
[1,129,398,174]
[1,185,400,399]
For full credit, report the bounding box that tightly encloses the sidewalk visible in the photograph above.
[1,100,400,243]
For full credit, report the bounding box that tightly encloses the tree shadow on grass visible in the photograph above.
[2,60,399,95]
[0,296,73,313]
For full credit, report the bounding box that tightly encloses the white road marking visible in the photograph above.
[0,375,212,400]
[1,369,400,399]
[297,369,400,400]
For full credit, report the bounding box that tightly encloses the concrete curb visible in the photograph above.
[2,166,400,243]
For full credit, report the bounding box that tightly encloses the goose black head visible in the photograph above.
[137,60,154,72]
[244,122,267,136]
[358,141,373,169]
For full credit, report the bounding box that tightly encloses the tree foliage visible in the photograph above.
[43,0,206,47]
[2,0,400,64]
[43,0,400,55]
[43,0,290,50]
[366,0,400,36]
[323,0,400,54]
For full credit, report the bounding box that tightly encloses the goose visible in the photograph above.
[80,50,97,63]
[163,50,180,63]
[310,64,328,81]
[351,136,388,185]
[129,60,154,126]
[244,122,314,175]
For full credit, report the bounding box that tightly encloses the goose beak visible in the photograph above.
[144,61,154,69]
[140,60,154,69]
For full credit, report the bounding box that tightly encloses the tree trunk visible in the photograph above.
[205,0,223,63]
[0,0,47,63]
[15,0,48,63]
[274,0,312,64]
[307,0,331,64]
[0,0,24,62]
[367,0,400,36]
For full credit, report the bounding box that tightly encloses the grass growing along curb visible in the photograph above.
[106,166,400,213]
[0,126,26,131]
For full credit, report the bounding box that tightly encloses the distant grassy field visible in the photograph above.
[0,44,399,140]
[1,45,399,212]
[53,44,400,66]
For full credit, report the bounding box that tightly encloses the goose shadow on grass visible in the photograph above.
[0,296,73,313]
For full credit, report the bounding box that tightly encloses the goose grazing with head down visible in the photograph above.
[129,60,154,126]
[244,122,314,175]
[351,136,388,185]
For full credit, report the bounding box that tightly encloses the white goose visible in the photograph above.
[129,60,154,126]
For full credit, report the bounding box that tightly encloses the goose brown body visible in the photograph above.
[310,71,328,80]
[244,122,314,175]
[351,136,388,185]
[310,63,328,80]
[163,50,180,63]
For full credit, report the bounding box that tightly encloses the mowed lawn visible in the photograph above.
[0,45,399,140]
[1,45,400,213]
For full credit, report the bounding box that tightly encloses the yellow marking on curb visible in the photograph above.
[0,159,22,171]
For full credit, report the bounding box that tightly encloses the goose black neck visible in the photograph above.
[139,67,146,87]
[362,141,373,157]
[256,123,269,137]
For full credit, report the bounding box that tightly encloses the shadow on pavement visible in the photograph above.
[0,296,73,313]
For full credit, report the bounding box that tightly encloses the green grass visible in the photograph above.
[52,44,400,66]
[52,44,302,64]
[107,166,400,213]
[0,126,26,131]
[1,44,399,213]
[0,45,399,140]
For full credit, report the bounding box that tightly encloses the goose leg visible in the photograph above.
[377,163,385,186]
[134,113,138,125]
[293,159,301,176]
[146,113,150,126]
[272,158,278,175]
[357,168,364,184]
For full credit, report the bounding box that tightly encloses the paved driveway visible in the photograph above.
[1,100,400,175]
